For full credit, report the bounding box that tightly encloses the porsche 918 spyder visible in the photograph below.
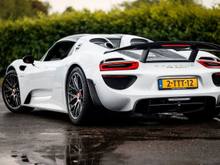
[2,34,220,125]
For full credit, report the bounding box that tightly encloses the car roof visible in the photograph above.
[58,34,89,42]
[58,34,136,42]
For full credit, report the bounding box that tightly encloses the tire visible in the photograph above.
[183,101,219,121]
[2,70,34,113]
[66,67,93,125]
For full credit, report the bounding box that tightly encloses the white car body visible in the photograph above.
[5,34,220,115]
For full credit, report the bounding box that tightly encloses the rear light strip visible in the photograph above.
[161,44,191,48]
[100,61,139,71]
[198,60,220,69]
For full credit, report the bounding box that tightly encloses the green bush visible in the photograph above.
[0,1,220,69]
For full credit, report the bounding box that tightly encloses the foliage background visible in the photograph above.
[0,0,49,20]
[0,0,220,73]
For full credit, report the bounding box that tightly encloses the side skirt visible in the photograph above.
[87,79,108,110]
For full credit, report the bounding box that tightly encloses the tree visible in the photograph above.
[64,6,76,13]
[121,0,159,9]
[0,0,50,20]
[31,0,50,15]
[121,0,199,9]
[167,0,198,5]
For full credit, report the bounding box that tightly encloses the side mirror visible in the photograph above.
[23,55,34,65]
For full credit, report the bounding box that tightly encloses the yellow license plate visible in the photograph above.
[158,78,198,90]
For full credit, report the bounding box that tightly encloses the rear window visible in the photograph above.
[107,38,121,48]
[131,38,148,45]
[147,49,186,61]
[120,49,187,62]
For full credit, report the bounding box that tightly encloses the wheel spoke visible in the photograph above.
[6,95,13,102]
[13,77,18,87]
[11,76,16,87]
[76,101,82,116]
[74,102,80,117]
[71,97,78,104]
[68,84,77,92]
[10,95,16,106]
[71,101,78,116]
[4,84,12,90]
[73,75,80,90]
[70,77,76,90]
[70,101,77,111]
[17,96,21,106]
[72,104,77,117]
[68,92,75,97]
[16,94,21,106]
[5,79,13,88]
[4,88,12,94]
[14,96,18,107]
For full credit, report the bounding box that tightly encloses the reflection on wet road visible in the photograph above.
[0,94,220,164]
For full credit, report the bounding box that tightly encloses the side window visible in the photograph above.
[90,38,109,46]
[90,38,115,49]
[107,38,121,48]
[44,41,75,61]
[131,38,148,45]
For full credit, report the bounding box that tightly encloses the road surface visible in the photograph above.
[0,92,220,165]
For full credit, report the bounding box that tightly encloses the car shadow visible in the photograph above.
[2,107,216,128]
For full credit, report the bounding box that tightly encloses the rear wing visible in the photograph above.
[104,41,220,62]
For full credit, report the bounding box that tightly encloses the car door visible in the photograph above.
[19,41,75,110]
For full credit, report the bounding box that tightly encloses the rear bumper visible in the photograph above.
[90,78,220,112]
[134,96,216,114]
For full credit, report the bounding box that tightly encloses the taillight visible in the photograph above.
[100,61,139,71]
[161,44,191,48]
[198,60,220,69]
[212,73,220,86]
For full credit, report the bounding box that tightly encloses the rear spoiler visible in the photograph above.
[104,41,220,62]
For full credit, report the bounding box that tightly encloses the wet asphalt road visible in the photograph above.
[0,93,220,165]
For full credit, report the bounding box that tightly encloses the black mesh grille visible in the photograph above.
[135,96,216,114]
[212,73,220,86]
[102,75,137,90]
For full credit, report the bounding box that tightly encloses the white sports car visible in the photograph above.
[2,34,220,125]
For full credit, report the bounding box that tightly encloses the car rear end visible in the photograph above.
[95,42,220,117]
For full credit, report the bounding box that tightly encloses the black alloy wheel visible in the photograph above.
[2,70,33,113]
[66,67,93,125]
